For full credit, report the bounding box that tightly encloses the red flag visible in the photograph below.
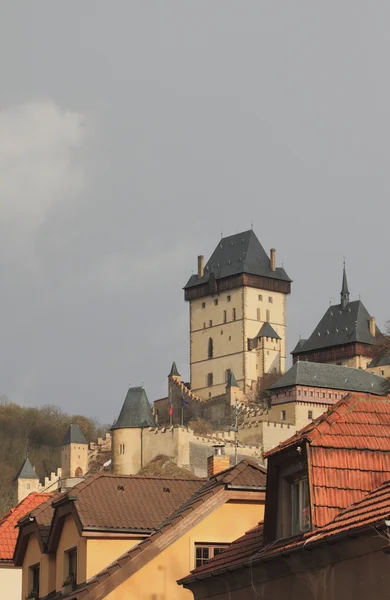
[169,404,173,416]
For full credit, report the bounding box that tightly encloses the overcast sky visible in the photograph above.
[0,2,389,424]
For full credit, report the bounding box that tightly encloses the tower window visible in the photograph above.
[227,295,231,302]
[281,410,286,421]
[214,299,218,306]
[257,308,261,321]
[233,308,236,321]
[208,338,213,359]
[203,323,206,329]
[225,368,231,382]
[202,302,206,309]
[308,410,313,419]
[223,310,227,323]
[209,320,213,327]
[268,297,273,303]
[207,373,213,387]
[119,443,125,455]
[26,483,31,490]
[258,294,263,301]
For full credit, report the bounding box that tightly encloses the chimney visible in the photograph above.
[207,445,230,478]
[270,248,276,272]
[197,255,204,279]
[369,316,376,337]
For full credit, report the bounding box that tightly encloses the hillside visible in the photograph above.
[0,396,107,517]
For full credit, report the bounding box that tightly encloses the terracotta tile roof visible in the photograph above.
[54,473,204,531]
[181,479,390,583]
[61,460,266,600]
[266,393,390,526]
[0,493,52,562]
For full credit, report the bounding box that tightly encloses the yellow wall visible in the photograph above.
[86,538,143,580]
[104,499,264,600]
[22,535,41,599]
[55,514,86,591]
[190,285,287,399]
[369,364,390,378]
[0,565,22,600]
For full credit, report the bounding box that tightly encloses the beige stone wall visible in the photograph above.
[190,288,244,398]
[17,478,39,503]
[0,565,21,600]
[190,286,287,398]
[369,364,390,378]
[112,428,142,475]
[61,443,89,479]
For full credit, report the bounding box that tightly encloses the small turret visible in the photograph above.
[168,362,181,379]
[13,457,39,503]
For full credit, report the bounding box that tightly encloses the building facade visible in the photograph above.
[184,230,291,399]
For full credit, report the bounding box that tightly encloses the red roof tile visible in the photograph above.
[0,493,53,562]
[181,479,390,583]
[266,393,390,527]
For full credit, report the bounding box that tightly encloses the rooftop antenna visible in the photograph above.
[221,229,223,238]
[250,221,253,230]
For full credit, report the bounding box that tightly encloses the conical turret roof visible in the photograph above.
[226,371,238,388]
[14,457,39,481]
[112,386,155,430]
[168,362,180,377]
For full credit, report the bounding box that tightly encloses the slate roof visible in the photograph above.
[181,478,390,583]
[254,322,281,340]
[112,386,155,429]
[266,393,390,527]
[0,493,52,562]
[269,361,387,396]
[51,473,203,532]
[13,457,39,481]
[368,354,390,368]
[168,362,180,377]
[226,370,238,387]
[60,460,266,600]
[292,299,380,355]
[184,230,291,289]
[291,338,307,354]
[62,424,88,445]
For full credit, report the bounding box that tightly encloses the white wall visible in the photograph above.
[0,565,22,600]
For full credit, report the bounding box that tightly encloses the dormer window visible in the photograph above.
[291,476,311,534]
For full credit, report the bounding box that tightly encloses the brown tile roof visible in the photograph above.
[0,493,53,562]
[266,393,390,526]
[61,460,266,600]
[54,473,204,532]
[181,478,390,584]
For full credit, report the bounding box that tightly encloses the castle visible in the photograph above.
[13,228,388,498]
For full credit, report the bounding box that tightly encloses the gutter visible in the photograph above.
[226,485,266,492]
[82,526,154,535]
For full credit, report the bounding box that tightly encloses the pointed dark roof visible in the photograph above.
[184,230,291,289]
[368,354,390,368]
[291,338,307,354]
[14,457,39,481]
[112,386,155,430]
[62,424,88,446]
[269,361,387,396]
[292,299,381,355]
[255,322,281,340]
[226,371,238,388]
[340,264,350,309]
[168,362,180,377]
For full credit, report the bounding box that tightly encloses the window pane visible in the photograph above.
[300,479,311,531]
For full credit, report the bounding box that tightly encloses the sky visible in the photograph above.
[0,2,389,424]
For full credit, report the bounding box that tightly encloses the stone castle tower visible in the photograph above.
[112,386,155,475]
[13,457,40,503]
[61,424,89,479]
[184,230,291,399]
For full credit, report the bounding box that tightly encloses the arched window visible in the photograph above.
[75,467,83,477]
[208,338,213,359]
